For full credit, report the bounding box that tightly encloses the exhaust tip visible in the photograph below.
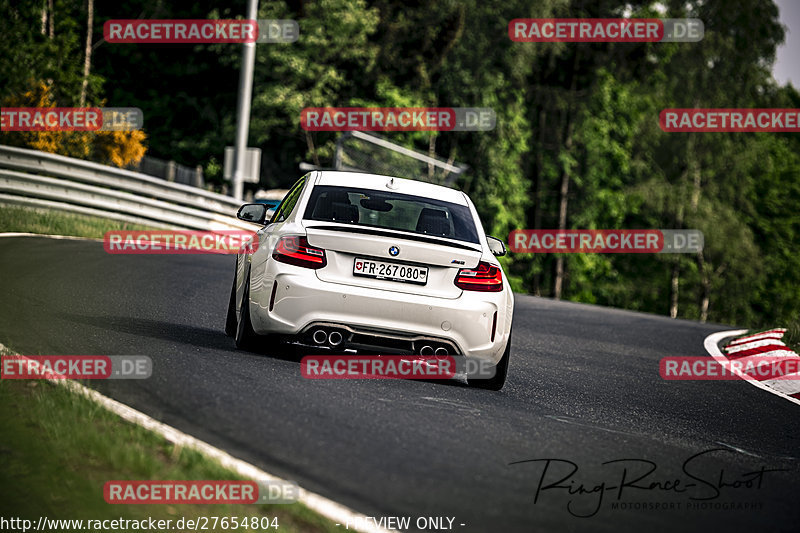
[420,345,434,356]
[329,331,343,346]
[434,347,449,357]
[312,329,328,344]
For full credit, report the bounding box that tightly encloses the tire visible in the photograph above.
[467,332,511,391]
[224,274,237,337]
[234,271,259,351]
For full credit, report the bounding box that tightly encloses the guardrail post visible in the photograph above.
[166,161,176,182]
[194,165,204,188]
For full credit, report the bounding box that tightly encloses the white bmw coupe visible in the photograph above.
[225,171,514,390]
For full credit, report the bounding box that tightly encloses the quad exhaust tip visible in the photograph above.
[328,331,343,346]
[312,329,328,344]
[420,345,434,356]
[434,347,449,357]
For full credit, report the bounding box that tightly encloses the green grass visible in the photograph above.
[782,323,800,354]
[0,350,339,532]
[0,205,158,239]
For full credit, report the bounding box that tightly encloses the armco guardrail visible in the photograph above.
[0,145,254,231]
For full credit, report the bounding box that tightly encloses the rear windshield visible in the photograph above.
[303,185,480,244]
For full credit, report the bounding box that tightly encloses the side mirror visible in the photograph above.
[237,203,268,225]
[487,235,506,257]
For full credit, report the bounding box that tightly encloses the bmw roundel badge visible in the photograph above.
[389,246,400,256]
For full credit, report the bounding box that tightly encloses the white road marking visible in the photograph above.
[544,415,640,438]
[417,396,481,416]
[713,441,762,458]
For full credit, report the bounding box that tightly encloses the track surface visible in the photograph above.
[1,236,798,533]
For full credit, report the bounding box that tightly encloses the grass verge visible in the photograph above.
[0,205,157,239]
[782,323,800,354]
[0,349,339,532]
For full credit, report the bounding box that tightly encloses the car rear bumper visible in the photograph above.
[249,270,510,364]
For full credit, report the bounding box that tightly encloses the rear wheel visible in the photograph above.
[467,332,511,391]
[234,271,259,351]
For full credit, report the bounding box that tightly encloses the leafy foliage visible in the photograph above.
[1,80,146,167]
[1,0,798,328]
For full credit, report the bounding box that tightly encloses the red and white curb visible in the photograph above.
[704,329,800,406]
[0,347,393,533]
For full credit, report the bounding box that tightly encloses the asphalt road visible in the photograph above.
[1,236,799,533]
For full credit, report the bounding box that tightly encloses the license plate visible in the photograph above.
[353,258,428,285]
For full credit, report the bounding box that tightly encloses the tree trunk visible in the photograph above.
[696,250,710,322]
[553,123,573,300]
[428,134,436,181]
[669,261,680,318]
[669,130,699,319]
[552,49,580,301]
[669,202,685,318]
[531,108,546,296]
[689,135,709,322]
[305,131,320,167]
[79,0,94,107]
[48,0,54,38]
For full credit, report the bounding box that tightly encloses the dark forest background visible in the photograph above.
[2,0,799,329]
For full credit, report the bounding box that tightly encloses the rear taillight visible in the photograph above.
[454,261,503,292]
[273,236,327,269]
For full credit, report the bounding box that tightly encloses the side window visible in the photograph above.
[271,176,307,223]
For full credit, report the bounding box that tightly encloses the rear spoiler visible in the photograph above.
[304,224,482,252]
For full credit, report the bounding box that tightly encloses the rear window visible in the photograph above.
[303,185,480,244]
